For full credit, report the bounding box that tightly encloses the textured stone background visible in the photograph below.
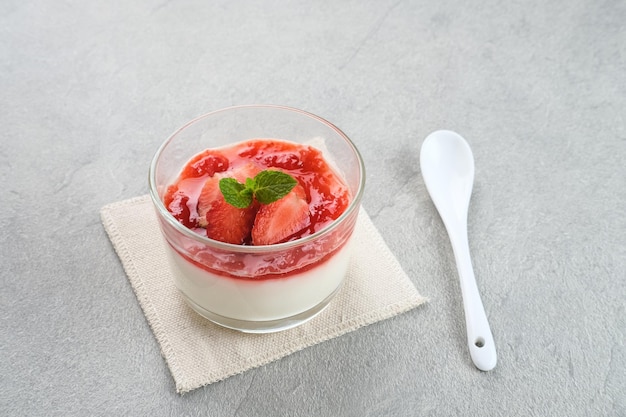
[1,0,624,415]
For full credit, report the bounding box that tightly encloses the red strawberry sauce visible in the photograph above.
[163,139,354,280]
[165,139,350,242]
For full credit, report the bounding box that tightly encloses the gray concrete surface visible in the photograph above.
[1,0,624,415]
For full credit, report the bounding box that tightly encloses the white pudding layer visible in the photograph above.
[165,238,353,322]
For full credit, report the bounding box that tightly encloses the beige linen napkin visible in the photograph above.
[100,195,426,393]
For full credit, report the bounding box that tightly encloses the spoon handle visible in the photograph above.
[447,224,497,371]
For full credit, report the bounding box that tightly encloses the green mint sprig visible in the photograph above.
[219,170,298,208]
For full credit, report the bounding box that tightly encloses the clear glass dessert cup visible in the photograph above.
[149,105,365,333]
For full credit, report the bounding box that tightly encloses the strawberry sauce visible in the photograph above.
[165,139,351,245]
[161,138,355,281]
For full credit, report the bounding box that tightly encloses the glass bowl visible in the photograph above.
[149,105,365,333]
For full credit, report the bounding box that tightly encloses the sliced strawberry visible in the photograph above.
[180,150,229,179]
[252,184,310,245]
[196,163,261,244]
[197,176,222,227]
[204,199,258,244]
[197,162,261,225]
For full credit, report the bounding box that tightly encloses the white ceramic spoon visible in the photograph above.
[420,130,497,371]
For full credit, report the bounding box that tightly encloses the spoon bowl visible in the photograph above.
[420,131,475,226]
[420,130,497,371]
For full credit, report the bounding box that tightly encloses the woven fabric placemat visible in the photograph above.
[101,195,426,393]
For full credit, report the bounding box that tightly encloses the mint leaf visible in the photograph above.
[253,170,298,204]
[219,177,253,208]
[218,170,298,208]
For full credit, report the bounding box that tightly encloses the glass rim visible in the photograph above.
[148,104,366,253]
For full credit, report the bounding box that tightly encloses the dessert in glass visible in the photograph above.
[149,105,365,333]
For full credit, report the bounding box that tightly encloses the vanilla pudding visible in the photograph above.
[166,238,353,326]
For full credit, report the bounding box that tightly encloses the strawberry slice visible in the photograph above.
[180,150,229,179]
[197,163,261,244]
[252,184,310,245]
[204,199,258,244]
[197,176,222,227]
